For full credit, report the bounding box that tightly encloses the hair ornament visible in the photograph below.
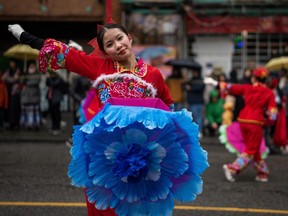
[88,17,116,58]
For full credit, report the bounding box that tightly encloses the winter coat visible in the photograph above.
[20,72,41,104]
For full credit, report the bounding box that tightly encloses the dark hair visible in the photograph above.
[254,76,267,83]
[97,23,129,52]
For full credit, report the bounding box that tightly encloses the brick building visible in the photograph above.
[0,0,122,56]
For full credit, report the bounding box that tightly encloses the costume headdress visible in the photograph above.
[88,18,116,58]
[253,66,269,78]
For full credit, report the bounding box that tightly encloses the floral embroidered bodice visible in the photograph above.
[92,73,157,105]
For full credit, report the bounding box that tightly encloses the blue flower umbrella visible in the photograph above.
[68,98,209,216]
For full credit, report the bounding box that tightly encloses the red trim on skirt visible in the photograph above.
[84,189,116,216]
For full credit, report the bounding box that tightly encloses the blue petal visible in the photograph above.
[70,125,86,159]
[125,182,146,202]
[147,193,174,216]
[89,160,114,186]
[171,174,203,202]
[86,185,120,210]
[115,200,148,216]
[187,142,209,175]
[123,128,147,145]
[146,176,172,201]
[81,104,175,133]
[151,125,177,147]
[112,180,147,202]
[115,193,174,216]
[68,155,91,187]
[161,143,188,178]
[105,141,128,161]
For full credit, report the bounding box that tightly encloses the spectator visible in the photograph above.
[282,74,288,154]
[0,70,8,131]
[20,62,41,130]
[46,71,65,135]
[2,59,22,130]
[205,89,225,136]
[185,69,205,138]
[165,67,184,111]
[70,74,91,125]
[268,78,287,154]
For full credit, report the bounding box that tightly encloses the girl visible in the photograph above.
[8,22,208,216]
[205,67,277,183]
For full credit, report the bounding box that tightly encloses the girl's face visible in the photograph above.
[102,28,133,62]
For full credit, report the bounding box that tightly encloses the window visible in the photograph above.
[232,33,288,69]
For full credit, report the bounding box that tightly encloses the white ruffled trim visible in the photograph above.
[92,73,157,98]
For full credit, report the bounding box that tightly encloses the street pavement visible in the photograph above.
[0,112,288,216]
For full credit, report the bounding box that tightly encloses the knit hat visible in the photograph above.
[253,66,269,78]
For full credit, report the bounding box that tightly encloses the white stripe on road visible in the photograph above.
[0,202,288,214]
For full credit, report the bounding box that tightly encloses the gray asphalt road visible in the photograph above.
[0,138,287,216]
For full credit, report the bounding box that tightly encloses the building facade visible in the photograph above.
[121,0,288,77]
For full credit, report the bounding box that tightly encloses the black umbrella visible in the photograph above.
[165,58,202,71]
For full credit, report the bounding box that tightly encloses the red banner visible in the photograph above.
[186,15,288,34]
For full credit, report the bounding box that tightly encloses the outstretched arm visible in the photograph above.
[8,24,44,50]
[8,24,105,80]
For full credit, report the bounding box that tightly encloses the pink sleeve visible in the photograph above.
[38,39,69,73]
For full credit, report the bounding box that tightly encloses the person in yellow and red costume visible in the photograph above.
[206,66,277,183]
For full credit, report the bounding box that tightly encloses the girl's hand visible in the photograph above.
[204,77,218,86]
[8,24,25,41]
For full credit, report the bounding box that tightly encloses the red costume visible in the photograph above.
[227,82,277,160]
[38,39,174,216]
[221,66,277,182]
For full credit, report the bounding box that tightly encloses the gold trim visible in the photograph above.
[237,118,264,125]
